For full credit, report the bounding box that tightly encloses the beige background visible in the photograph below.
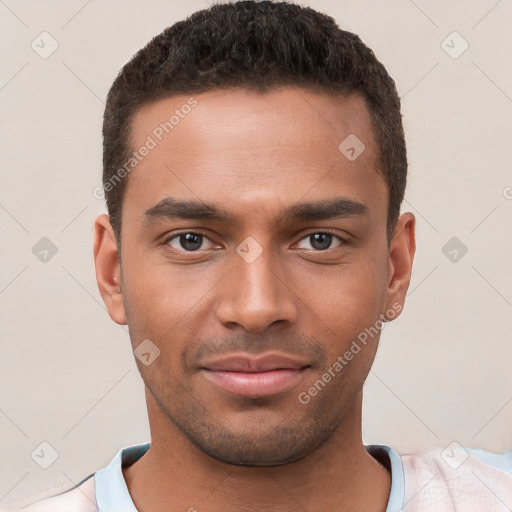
[1,0,511,509]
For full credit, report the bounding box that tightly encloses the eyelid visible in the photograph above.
[293,229,348,250]
[161,229,349,253]
[162,230,221,251]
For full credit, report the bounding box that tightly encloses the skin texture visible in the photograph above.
[94,87,415,512]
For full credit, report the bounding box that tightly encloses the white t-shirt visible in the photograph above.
[18,442,512,511]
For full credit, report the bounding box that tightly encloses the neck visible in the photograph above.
[123,390,391,512]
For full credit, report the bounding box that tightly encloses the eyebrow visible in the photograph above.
[142,196,369,226]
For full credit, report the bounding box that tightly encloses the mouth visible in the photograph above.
[199,353,311,398]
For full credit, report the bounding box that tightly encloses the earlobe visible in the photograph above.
[385,212,416,317]
[93,214,127,325]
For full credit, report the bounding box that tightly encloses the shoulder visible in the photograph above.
[401,445,512,511]
[17,475,97,512]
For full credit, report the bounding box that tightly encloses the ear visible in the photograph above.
[385,212,416,318]
[93,214,127,325]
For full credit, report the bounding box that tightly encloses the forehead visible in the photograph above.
[123,87,386,228]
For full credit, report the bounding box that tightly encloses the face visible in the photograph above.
[94,87,415,466]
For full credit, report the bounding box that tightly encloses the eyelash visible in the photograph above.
[162,229,348,253]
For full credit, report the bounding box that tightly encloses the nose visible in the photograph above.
[215,243,298,333]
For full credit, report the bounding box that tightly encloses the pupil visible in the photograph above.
[180,233,202,251]
[311,233,331,250]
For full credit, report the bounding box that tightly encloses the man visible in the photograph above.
[20,1,512,511]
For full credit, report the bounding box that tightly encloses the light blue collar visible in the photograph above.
[366,444,405,512]
[95,442,150,512]
[95,442,405,511]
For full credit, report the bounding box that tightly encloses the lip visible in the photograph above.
[200,353,310,398]
[201,354,309,372]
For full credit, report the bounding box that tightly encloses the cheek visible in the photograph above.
[120,252,220,368]
[123,246,218,317]
[314,263,386,325]
[303,259,388,366]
